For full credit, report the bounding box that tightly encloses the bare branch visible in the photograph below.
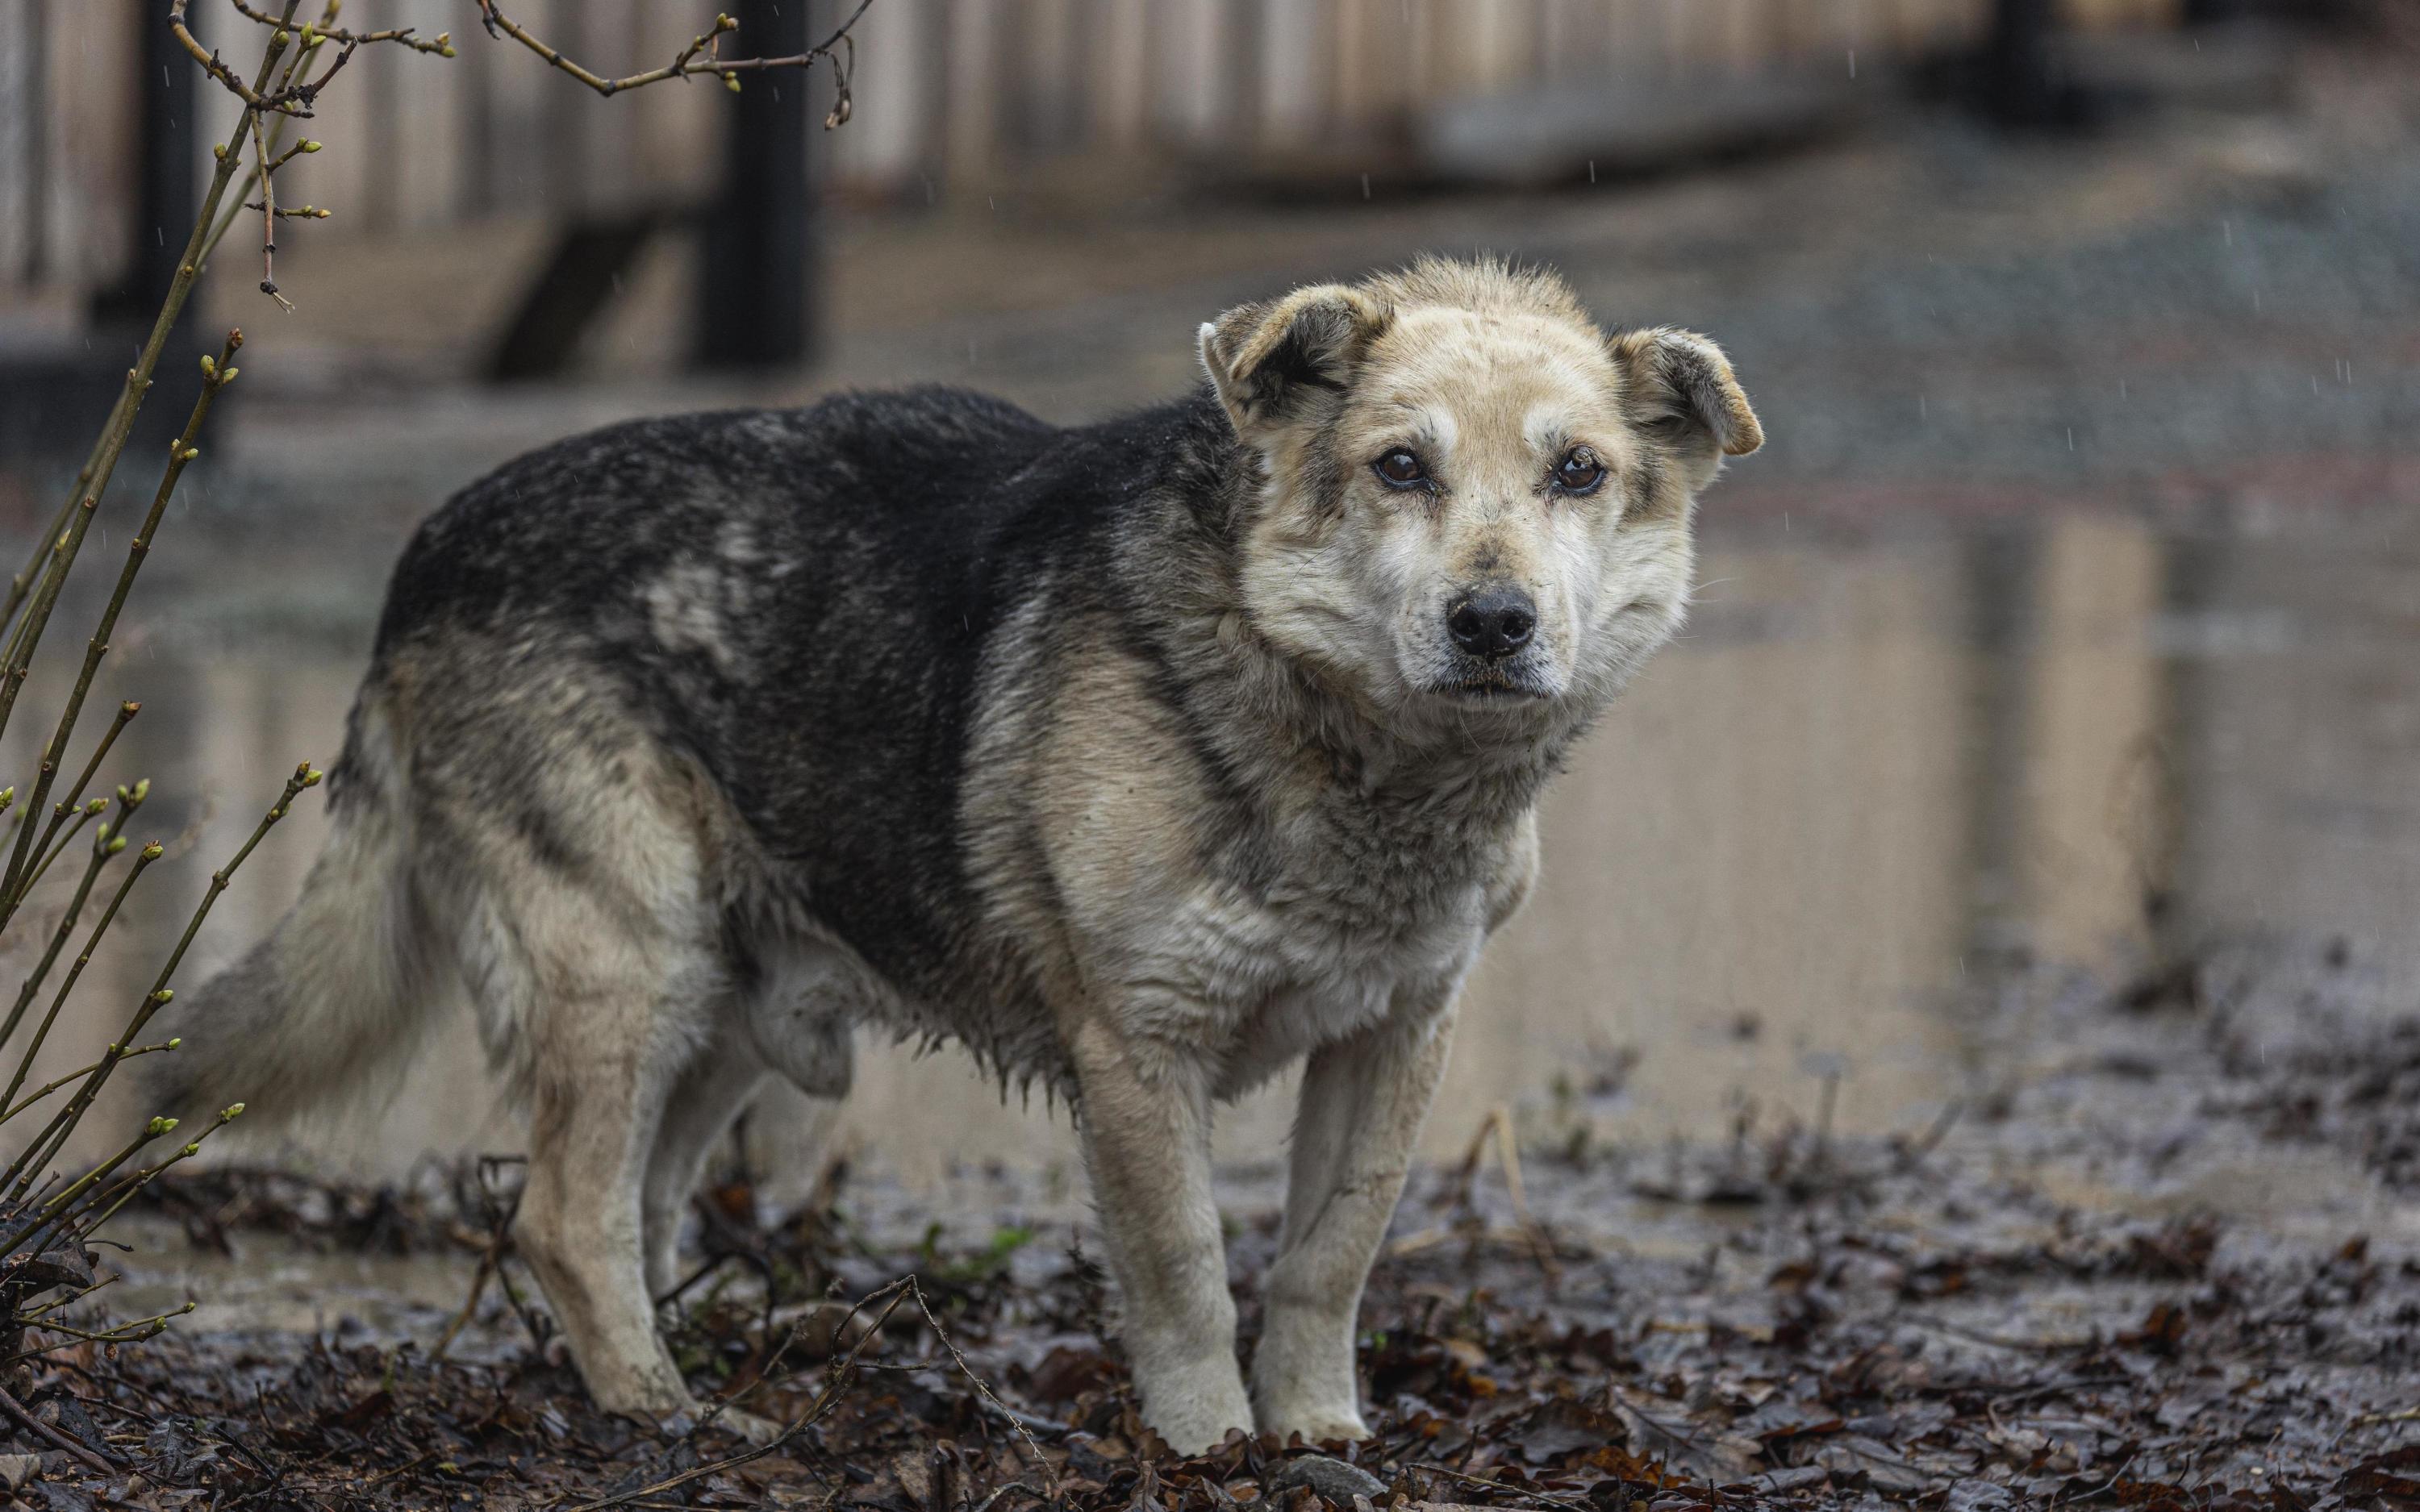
[227,0,454,58]
[0,1381,114,1473]
[0,333,243,923]
[180,0,869,312]
[2,1041,180,1126]
[244,200,331,219]
[169,0,311,115]
[173,0,402,117]
[0,701,140,920]
[2,762,318,1201]
[248,110,291,307]
[265,135,322,173]
[1,834,160,1121]
[473,0,874,123]
[76,1106,243,1233]
[0,804,127,1058]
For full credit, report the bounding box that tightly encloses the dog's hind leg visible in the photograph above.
[503,894,725,1427]
[643,1037,767,1302]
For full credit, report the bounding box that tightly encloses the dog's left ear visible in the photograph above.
[1200,285,1388,439]
[1612,327,1763,460]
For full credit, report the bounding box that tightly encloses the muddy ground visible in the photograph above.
[0,938,2414,1510]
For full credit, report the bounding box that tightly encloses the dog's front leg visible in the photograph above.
[1253,1000,1456,1443]
[1070,1018,1253,1453]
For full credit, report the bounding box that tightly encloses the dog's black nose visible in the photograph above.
[1446,587,1536,660]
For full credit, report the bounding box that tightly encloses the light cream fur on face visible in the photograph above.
[1220,276,1734,731]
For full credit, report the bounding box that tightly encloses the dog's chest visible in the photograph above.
[1129,815,1496,1088]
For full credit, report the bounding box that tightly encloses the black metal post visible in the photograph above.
[1982,0,2061,128]
[698,0,815,370]
[26,1,211,477]
[95,1,202,326]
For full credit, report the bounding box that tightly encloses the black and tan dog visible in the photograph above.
[155,257,1759,1450]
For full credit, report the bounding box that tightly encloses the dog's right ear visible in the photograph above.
[1199,285,1387,439]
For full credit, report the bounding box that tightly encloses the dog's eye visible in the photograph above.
[1372,448,1429,489]
[1554,447,1607,496]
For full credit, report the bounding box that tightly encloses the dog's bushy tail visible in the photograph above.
[143,704,440,1131]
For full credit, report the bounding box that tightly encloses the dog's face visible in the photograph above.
[1201,260,1759,740]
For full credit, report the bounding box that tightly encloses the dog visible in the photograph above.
[151,256,1759,1452]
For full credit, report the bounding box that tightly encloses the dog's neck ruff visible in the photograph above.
[1200,589,1579,852]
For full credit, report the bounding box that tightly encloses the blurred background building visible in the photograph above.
[1,0,2258,389]
[0,1,2410,1193]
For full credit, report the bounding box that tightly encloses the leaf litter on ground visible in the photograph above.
[2,939,2417,1509]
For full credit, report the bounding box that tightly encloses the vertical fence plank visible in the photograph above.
[1260,0,1330,148]
[1092,0,1150,152]
[832,0,928,189]
[393,0,463,230]
[57,0,139,300]
[0,2,42,292]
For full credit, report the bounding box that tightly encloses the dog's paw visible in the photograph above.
[1259,1405,1371,1446]
[1139,1377,1257,1456]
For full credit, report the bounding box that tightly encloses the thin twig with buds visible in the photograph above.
[2,836,161,1118]
[2,763,316,1202]
[0,794,136,1056]
[227,0,454,56]
[169,0,310,115]
[0,17,288,759]
[474,0,870,123]
[2,1042,180,1126]
[17,703,141,887]
[0,332,241,922]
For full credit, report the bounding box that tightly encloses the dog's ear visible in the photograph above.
[1612,327,1763,460]
[1199,284,1388,438]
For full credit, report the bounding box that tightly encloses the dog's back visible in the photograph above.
[147,385,1170,1127]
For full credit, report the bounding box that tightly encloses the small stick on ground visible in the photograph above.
[1895,1097,1965,1170]
[0,1378,115,1472]
[566,1283,914,1512]
[430,1245,494,1362]
[1455,1105,1560,1282]
[1414,1462,1594,1512]
[571,1274,1059,1512]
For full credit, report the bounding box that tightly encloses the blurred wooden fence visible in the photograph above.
[2,0,2182,323]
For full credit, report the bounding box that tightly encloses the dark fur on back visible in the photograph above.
[361,386,1245,1029]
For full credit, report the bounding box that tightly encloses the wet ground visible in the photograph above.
[0,24,2415,1512]
[2,933,2411,1509]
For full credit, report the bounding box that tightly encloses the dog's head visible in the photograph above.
[1200,257,1759,739]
